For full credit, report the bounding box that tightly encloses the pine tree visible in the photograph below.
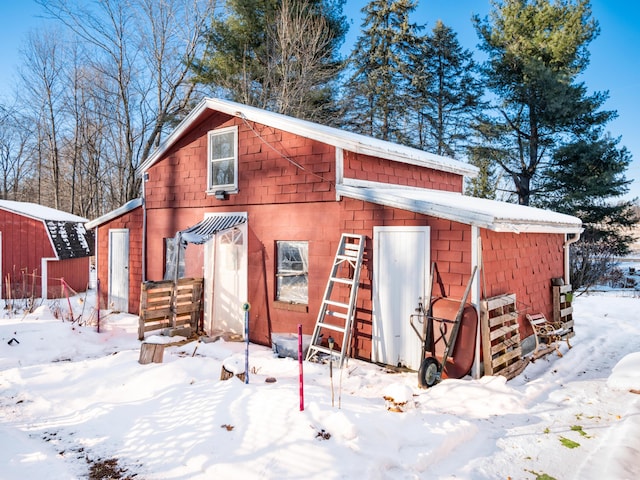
[411,20,483,158]
[343,0,421,143]
[544,131,637,251]
[465,146,501,199]
[193,0,347,122]
[473,0,614,205]
[541,130,637,289]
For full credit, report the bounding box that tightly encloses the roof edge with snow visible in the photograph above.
[85,198,143,230]
[136,97,479,179]
[337,180,583,234]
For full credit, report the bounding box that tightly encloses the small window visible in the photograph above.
[276,241,308,304]
[207,125,238,192]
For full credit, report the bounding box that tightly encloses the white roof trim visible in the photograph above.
[337,180,583,234]
[137,97,479,178]
[85,198,143,230]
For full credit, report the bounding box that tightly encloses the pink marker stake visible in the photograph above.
[298,324,304,411]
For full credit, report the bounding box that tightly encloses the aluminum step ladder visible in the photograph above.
[306,234,366,367]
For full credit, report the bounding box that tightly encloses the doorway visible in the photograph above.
[372,226,430,370]
[108,229,129,312]
[203,218,248,337]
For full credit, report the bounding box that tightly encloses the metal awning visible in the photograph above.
[179,214,246,244]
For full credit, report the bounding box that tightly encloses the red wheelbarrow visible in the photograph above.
[410,265,478,388]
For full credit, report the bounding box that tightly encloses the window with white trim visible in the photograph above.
[207,125,238,192]
[276,241,309,304]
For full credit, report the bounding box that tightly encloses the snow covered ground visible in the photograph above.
[1,290,639,480]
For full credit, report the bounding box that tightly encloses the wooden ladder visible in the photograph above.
[306,234,366,367]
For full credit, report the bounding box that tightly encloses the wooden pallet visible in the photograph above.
[553,284,575,342]
[480,294,528,379]
[138,277,203,340]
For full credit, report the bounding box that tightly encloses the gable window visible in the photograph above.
[208,125,238,193]
[276,241,308,304]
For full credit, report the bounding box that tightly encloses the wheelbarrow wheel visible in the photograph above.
[418,357,440,388]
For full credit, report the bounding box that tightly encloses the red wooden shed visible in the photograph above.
[89,98,582,376]
[0,200,93,299]
[85,199,143,313]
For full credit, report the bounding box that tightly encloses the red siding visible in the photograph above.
[0,209,56,298]
[481,230,565,337]
[143,199,478,361]
[145,115,337,210]
[47,257,91,299]
[94,206,144,314]
[337,198,474,360]
[343,150,464,192]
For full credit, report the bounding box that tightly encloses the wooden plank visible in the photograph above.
[490,324,519,342]
[559,284,572,294]
[139,343,164,364]
[490,336,520,355]
[483,294,516,311]
[488,311,518,328]
[492,348,522,368]
[480,310,494,376]
[495,357,530,380]
[560,306,573,318]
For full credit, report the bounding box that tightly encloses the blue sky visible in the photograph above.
[1,0,638,201]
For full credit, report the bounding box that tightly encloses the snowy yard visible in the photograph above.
[1,290,639,480]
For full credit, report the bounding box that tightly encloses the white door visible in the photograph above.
[108,229,129,312]
[372,226,430,370]
[204,221,247,336]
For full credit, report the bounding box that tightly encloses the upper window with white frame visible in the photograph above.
[207,125,238,193]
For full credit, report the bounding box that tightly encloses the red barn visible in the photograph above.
[0,200,93,299]
[89,98,582,375]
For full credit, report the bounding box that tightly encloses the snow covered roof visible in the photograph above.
[0,199,88,223]
[337,180,583,234]
[137,97,479,178]
[0,200,93,259]
[85,198,143,230]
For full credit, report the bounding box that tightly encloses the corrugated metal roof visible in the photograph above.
[180,214,247,244]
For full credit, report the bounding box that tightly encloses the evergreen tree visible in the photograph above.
[343,0,420,143]
[465,145,501,199]
[541,130,637,289]
[193,0,347,122]
[411,20,483,158]
[473,0,614,205]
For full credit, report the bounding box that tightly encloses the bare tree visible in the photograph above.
[267,0,343,120]
[0,105,35,200]
[18,30,66,209]
[34,0,216,211]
